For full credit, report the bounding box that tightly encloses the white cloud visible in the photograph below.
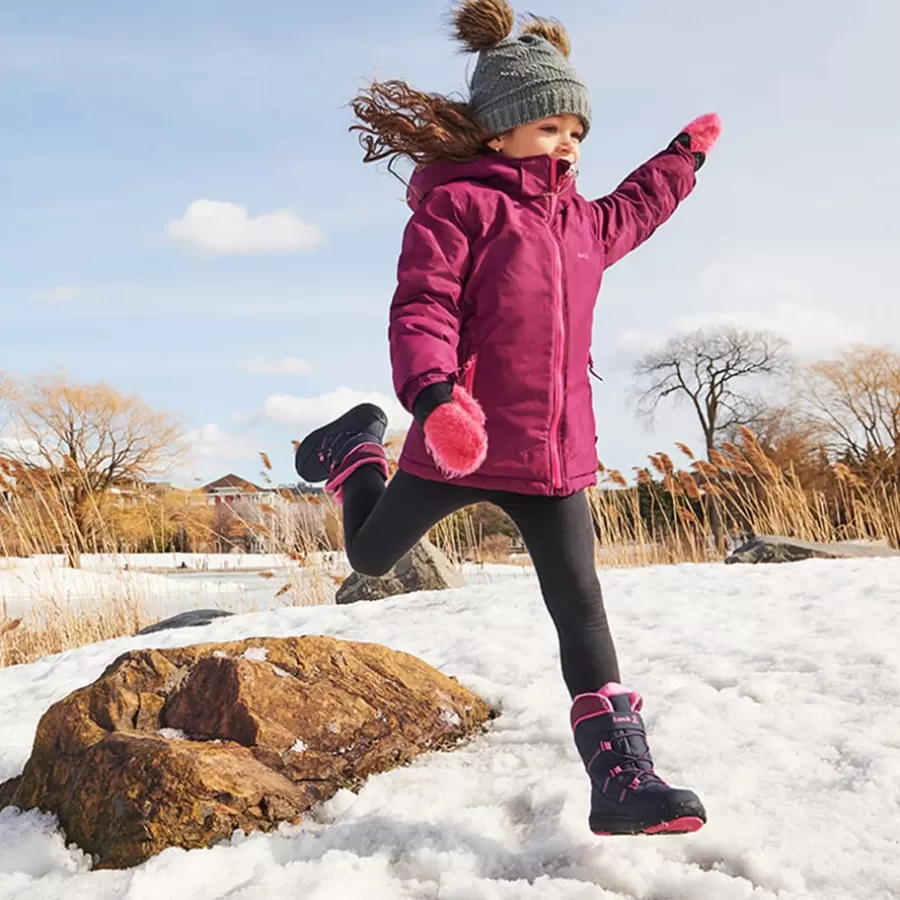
[239,357,314,376]
[172,424,266,488]
[694,261,816,306]
[673,302,867,357]
[618,329,665,352]
[165,199,324,256]
[179,424,259,461]
[262,387,409,435]
[676,259,868,356]
[0,425,40,459]
[618,302,866,358]
[33,285,89,303]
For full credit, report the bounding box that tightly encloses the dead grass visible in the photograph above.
[0,593,153,668]
[0,553,345,668]
[6,427,900,666]
[429,509,480,565]
[0,451,346,667]
[478,534,514,563]
[588,427,900,568]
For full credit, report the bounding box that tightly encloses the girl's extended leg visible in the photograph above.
[341,468,485,577]
[496,489,620,697]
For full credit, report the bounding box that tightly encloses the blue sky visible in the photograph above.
[3,0,899,488]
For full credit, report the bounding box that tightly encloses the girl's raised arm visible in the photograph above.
[592,113,721,268]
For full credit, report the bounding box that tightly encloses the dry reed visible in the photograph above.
[0,452,348,666]
[587,428,900,568]
[6,424,900,666]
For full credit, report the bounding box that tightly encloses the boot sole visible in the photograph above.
[591,815,705,836]
[294,404,388,483]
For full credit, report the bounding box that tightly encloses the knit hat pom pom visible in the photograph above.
[520,15,571,58]
[452,0,515,52]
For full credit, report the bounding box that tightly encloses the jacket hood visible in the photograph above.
[406,154,575,211]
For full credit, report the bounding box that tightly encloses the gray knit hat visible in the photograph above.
[452,0,591,137]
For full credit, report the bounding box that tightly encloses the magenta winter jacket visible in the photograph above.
[390,141,698,496]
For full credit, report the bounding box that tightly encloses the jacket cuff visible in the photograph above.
[672,132,706,171]
[413,382,453,428]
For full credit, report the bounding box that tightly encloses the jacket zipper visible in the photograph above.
[460,353,478,392]
[547,161,565,491]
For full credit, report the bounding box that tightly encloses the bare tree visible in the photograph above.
[5,372,183,566]
[633,326,792,455]
[797,345,900,480]
[632,326,792,549]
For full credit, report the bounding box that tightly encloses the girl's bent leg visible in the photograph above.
[498,489,620,697]
[341,468,485,577]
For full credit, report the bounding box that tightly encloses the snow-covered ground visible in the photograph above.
[0,553,298,572]
[1,558,899,899]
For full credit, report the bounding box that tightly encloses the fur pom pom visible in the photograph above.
[423,385,488,478]
[452,0,515,52]
[520,15,571,57]
[682,112,722,155]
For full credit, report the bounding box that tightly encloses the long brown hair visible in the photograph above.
[348,0,573,173]
[349,79,492,172]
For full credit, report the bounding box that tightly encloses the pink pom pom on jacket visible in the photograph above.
[389,139,698,496]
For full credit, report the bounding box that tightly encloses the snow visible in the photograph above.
[0,553,354,620]
[0,564,244,620]
[1,557,899,899]
[0,554,531,621]
[0,553,298,572]
[0,553,532,620]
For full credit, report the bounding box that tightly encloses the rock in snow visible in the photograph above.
[0,635,492,868]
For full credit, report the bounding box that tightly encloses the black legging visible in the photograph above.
[341,466,620,698]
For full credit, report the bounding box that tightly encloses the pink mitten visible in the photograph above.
[681,113,722,154]
[423,384,488,478]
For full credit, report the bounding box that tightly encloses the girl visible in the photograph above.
[295,0,721,836]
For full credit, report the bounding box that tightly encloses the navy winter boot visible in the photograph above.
[294,404,389,498]
[571,683,706,836]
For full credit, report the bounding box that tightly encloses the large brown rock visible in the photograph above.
[0,636,492,869]
[336,538,465,604]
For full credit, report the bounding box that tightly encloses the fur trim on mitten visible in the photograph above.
[681,113,722,154]
[422,384,488,478]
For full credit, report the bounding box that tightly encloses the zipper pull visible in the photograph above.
[588,355,603,382]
